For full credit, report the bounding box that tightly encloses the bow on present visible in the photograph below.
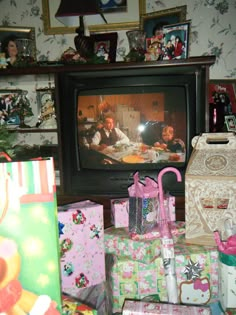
[214,231,236,255]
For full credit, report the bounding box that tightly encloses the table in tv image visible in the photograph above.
[84,142,186,165]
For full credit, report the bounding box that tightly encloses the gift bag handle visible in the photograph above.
[0,152,12,162]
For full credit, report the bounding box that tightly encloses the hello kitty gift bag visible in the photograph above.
[128,172,158,235]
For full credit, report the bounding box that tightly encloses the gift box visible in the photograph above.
[62,294,97,314]
[58,200,105,297]
[0,158,61,314]
[104,226,161,264]
[122,300,212,314]
[218,251,236,310]
[104,223,184,263]
[106,235,218,313]
[111,198,129,228]
[185,132,236,246]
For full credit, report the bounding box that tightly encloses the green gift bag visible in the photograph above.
[0,158,62,314]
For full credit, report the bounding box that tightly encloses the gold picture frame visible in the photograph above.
[0,26,36,61]
[141,5,187,38]
[42,0,146,35]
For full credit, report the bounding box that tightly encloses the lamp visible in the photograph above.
[55,0,107,58]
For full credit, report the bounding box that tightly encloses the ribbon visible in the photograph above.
[193,278,209,292]
[0,174,9,224]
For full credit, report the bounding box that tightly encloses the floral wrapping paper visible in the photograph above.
[106,235,219,314]
[122,300,212,315]
[104,222,185,264]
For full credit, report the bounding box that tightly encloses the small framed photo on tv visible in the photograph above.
[163,21,191,60]
[90,32,118,63]
[225,115,236,131]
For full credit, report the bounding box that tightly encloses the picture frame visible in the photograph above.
[36,88,57,129]
[140,5,187,38]
[209,79,236,132]
[0,26,36,61]
[225,115,236,131]
[0,89,22,127]
[90,32,118,63]
[163,21,190,60]
[42,0,146,35]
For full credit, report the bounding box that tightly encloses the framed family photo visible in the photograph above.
[0,26,36,61]
[140,5,187,38]
[90,32,118,63]
[163,21,190,60]
[225,115,236,131]
[42,0,146,34]
[0,89,22,127]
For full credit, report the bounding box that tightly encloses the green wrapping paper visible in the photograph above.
[105,234,219,313]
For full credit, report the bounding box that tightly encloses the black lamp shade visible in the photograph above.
[55,0,101,26]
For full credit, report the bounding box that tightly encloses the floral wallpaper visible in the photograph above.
[0,0,235,79]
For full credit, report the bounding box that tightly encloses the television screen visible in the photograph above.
[77,86,186,171]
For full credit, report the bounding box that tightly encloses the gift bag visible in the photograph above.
[214,230,236,310]
[0,157,61,314]
[128,172,158,235]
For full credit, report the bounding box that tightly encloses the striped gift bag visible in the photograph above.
[0,158,62,314]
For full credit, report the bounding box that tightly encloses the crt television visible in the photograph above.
[57,57,215,197]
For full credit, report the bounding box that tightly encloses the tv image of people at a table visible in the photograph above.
[77,91,186,166]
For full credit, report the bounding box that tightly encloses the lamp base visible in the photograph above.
[74,27,94,58]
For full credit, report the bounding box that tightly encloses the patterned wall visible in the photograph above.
[0,0,235,79]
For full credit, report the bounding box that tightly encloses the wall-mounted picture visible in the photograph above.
[100,0,127,13]
[209,80,236,132]
[42,0,145,34]
[90,32,118,63]
[0,26,36,64]
[163,21,190,60]
[225,115,236,131]
[141,5,187,39]
[0,90,22,127]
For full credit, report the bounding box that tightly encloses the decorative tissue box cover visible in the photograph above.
[62,294,97,314]
[111,198,129,228]
[122,300,212,315]
[185,132,236,246]
[104,223,185,263]
[106,235,218,313]
[58,200,105,297]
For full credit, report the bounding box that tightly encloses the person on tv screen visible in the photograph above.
[90,116,129,150]
[154,125,185,152]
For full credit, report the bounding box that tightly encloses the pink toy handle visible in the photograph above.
[157,167,182,222]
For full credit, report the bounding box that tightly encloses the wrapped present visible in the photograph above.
[0,158,61,314]
[104,226,161,264]
[106,235,219,313]
[122,300,212,314]
[58,200,105,297]
[62,294,97,314]
[104,223,184,263]
[111,198,129,228]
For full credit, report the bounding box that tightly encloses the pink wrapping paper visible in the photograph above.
[58,200,105,297]
[122,300,212,315]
